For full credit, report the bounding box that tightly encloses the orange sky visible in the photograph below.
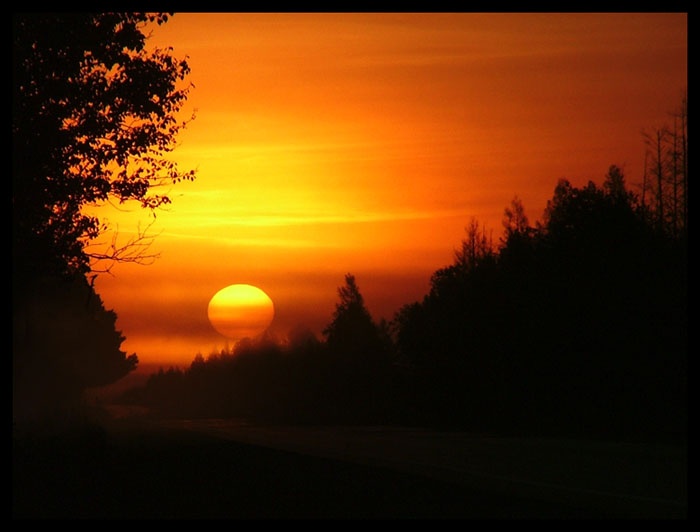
[87,13,687,371]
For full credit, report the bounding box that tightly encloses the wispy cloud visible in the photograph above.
[158,230,334,248]
[170,207,470,229]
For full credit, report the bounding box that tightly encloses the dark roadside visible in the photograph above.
[13,417,684,519]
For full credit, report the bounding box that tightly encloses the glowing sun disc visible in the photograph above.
[207,284,275,340]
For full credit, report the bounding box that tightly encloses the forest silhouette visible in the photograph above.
[120,162,687,443]
[12,13,686,445]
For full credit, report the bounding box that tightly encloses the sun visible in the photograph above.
[207,284,275,340]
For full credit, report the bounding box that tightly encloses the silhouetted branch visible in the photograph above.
[84,219,162,274]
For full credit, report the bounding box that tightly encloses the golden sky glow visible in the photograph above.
[87,13,687,370]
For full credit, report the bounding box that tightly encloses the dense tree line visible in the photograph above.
[395,165,686,440]
[122,275,400,424]
[124,160,686,442]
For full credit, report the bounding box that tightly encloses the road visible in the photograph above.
[157,418,687,518]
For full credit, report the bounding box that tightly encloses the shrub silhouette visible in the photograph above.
[13,275,137,424]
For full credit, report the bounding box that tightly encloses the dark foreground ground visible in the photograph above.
[13,418,686,519]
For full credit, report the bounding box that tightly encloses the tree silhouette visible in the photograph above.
[12,13,194,425]
[454,218,495,272]
[13,12,195,278]
[640,95,688,237]
[502,196,530,238]
[323,274,384,362]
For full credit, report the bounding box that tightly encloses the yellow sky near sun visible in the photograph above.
[86,13,687,370]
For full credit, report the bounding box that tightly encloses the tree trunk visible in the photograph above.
[656,129,664,232]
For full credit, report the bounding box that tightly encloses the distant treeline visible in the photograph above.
[120,160,687,443]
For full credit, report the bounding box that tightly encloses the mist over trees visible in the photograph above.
[123,275,399,424]
[13,13,195,425]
